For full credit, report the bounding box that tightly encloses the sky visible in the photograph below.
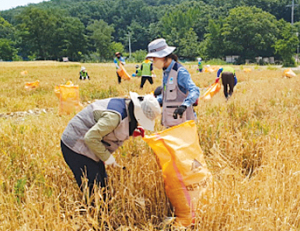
[0,0,50,11]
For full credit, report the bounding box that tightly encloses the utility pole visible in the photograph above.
[287,0,298,25]
[129,33,131,60]
[297,32,299,63]
[287,1,299,64]
[126,32,132,60]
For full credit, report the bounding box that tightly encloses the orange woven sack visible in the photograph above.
[200,82,221,100]
[59,85,82,115]
[117,63,131,80]
[243,68,252,73]
[204,66,214,73]
[25,80,39,90]
[204,66,219,73]
[143,120,212,227]
[282,68,296,78]
[21,70,28,76]
[54,81,73,99]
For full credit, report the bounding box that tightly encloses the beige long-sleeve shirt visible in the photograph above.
[84,110,120,161]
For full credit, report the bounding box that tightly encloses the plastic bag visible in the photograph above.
[200,82,221,100]
[25,80,39,90]
[283,69,296,78]
[117,63,131,80]
[243,68,252,73]
[59,84,82,115]
[143,120,212,227]
[204,66,219,73]
[54,81,73,99]
[204,66,214,73]
[20,70,28,76]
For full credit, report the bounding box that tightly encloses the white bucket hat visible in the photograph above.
[81,66,86,71]
[130,92,161,131]
[146,38,176,58]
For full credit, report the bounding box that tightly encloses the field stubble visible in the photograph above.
[1,62,300,230]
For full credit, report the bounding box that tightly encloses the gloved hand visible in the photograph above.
[193,98,199,107]
[173,105,187,119]
[104,155,116,167]
[215,78,220,83]
[133,126,145,138]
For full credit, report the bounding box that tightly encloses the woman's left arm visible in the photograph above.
[178,68,200,107]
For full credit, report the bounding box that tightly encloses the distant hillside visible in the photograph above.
[0,0,299,64]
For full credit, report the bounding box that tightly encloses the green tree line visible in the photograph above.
[0,0,300,66]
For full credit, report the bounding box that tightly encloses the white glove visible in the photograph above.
[105,155,116,166]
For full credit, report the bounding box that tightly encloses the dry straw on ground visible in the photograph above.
[1,62,300,230]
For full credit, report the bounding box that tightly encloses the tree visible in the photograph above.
[2,0,300,62]
[55,17,87,61]
[201,19,225,59]
[110,42,125,55]
[132,49,147,62]
[0,38,16,60]
[222,6,279,61]
[127,20,150,51]
[16,7,57,59]
[242,0,293,22]
[274,21,299,67]
[179,28,200,60]
[87,20,114,60]
[0,17,14,40]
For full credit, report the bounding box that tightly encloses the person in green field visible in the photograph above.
[215,66,237,99]
[114,52,126,84]
[132,65,142,77]
[79,66,90,80]
[197,57,203,73]
[60,92,161,196]
[140,58,155,89]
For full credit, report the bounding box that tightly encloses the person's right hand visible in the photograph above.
[133,126,145,138]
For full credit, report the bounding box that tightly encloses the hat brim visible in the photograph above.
[130,92,155,131]
[146,46,176,58]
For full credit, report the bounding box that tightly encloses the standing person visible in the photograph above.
[79,66,90,80]
[60,92,161,196]
[146,38,200,128]
[114,52,126,84]
[140,58,155,89]
[197,57,203,73]
[215,66,237,99]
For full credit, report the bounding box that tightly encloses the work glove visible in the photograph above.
[193,98,199,107]
[173,105,187,119]
[215,78,220,83]
[105,155,116,167]
[133,126,145,138]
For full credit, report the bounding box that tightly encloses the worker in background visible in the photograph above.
[146,38,200,128]
[215,66,237,99]
[60,92,161,196]
[140,58,155,89]
[79,66,90,80]
[197,57,203,73]
[114,52,126,84]
[132,65,142,77]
